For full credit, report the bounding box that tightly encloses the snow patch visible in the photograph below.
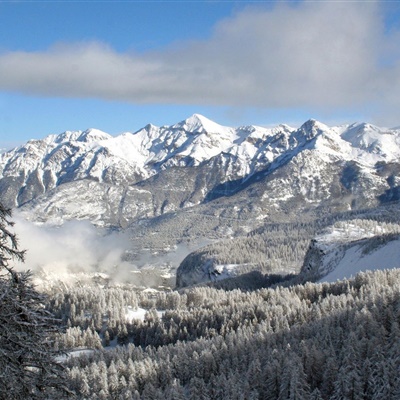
[320,238,400,283]
[125,306,164,322]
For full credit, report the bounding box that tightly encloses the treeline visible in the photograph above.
[57,268,400,399]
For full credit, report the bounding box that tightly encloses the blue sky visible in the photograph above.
[1,0,400,150]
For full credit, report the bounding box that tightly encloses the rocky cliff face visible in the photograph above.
[301,238,348,281]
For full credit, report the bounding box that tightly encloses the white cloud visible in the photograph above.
[12,215,132,276]
[10,215,198,285]
[0,1,399,123]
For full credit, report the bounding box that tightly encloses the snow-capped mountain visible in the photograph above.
[1,115,400,230]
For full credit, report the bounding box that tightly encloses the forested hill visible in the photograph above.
[56,268,400,399]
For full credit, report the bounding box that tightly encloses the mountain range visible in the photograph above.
[2,114,400,284]
[2,114,400,227]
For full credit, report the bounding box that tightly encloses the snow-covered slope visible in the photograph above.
[1,115,400,230]
[300,219,400,282]
[320,237,400,283]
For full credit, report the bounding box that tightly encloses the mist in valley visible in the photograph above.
[11,213,199,287]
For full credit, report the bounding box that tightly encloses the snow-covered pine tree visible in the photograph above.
[0,203,71,398]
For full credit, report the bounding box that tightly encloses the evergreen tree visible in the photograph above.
[0,203,71,398]
[164,379,186,400]
[188,376,210,400]
[279,352,310,400]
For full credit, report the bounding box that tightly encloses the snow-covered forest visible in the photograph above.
[2,202,400,399]
[55,269,400,399]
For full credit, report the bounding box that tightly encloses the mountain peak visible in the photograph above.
[174,114,229,133]
[53,130,83,144]
[78,129,112,143]
[296,119,329,141]
[299,119,328,131]
[50,128,112,145]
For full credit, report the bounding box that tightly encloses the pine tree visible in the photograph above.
[263,357,281,400]
[278,352,310,400]
[0,203,71,398]
[332,335,364,400]
[164,379,186,400]
[79,374,91,398]
[188,376,210,400]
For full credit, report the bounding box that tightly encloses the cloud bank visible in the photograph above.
[12,216,132,277]
[10,215,195,286]
[0,2,399,124]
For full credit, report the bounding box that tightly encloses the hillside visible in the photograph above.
[301,218,400,282]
